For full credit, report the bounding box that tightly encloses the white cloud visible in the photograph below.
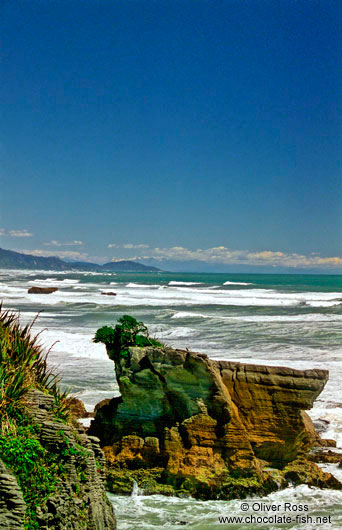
[43,240,84,247]
[108,243,149,249]
[20,249,89,260]
[18,248,110,264]
[9,230,33,237]
[123,243,149,249]
[0,229,33,237]
[13,243,342,269]
[117,245,342,269]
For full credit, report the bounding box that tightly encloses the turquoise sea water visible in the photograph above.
[1,270,342,528]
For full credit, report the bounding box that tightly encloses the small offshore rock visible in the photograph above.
[67,396,94,418]
[309,448,342,465]
[313,418,330,434]
[28,287,58,294]
[284,459,342,490]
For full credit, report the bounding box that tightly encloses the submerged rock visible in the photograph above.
[284,458,342,489]
[89,345,336,499]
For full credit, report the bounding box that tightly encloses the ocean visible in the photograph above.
[1,269,342,529]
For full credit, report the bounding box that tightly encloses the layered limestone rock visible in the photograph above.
[0,390,116,530]
[217,361,329,465]
[89,345,339,499]
[0,459,26,530]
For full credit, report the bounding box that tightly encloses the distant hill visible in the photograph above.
[0,248,74,271]
[102,260,160,272]
[0,248,161,272]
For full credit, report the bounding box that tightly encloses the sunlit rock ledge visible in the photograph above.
[89,345,342,500]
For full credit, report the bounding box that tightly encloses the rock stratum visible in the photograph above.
[0,390,116,530]
[89,344,342,499]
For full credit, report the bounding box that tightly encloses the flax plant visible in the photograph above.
[0,306,70,432]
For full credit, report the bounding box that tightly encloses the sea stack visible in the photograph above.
[89,343,340,499]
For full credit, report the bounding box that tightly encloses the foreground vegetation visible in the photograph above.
[0,306,72,529]
[0,306,70,430]
[0,311,162,527]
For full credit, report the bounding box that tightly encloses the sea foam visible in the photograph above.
[223,280,253,285]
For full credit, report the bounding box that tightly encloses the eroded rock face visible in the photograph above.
[0,459,26,529]
[0,390,116,530]
[89,346,336,499]
[67,396,91,419]
[217,361,329,465]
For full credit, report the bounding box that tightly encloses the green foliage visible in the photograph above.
[0,363,29,421]
[51,385,72,423]
[0,423,60,529]
[0,306,71,431]
[59,430,89,462]
[117,315,148,337]
[93,315,163,356]
[135,335,161,348]
[92,325,116,345]
[0,307,78,528]
[0,420,91,528]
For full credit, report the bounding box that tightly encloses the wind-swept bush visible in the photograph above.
[93,315,163,356]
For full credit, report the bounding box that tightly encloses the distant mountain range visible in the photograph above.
[0,248,161,272]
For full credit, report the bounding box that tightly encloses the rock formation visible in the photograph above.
[28,287,58,294]
[0,390,116,529]
[89,344,341,499]
[0,459,26,529]
[67,396,93,419]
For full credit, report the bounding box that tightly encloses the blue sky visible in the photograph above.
[1,0,341,271]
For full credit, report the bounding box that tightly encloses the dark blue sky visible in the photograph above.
[1,0,341,270]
